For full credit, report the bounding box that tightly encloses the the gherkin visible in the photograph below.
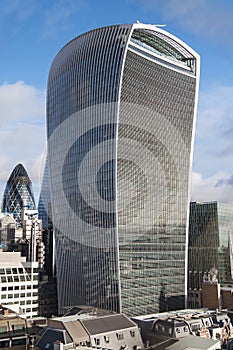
[1,163,36,225]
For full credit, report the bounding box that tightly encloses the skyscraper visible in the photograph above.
[38,157,52,231]
[1,164,36,225]
[188,201,233,290]
[47,23,200,316]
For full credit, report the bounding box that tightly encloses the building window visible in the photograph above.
[130,330,135,337]
[12,339,26,346]
[104,336,110,343]
[191,324,200,332]
[17,325,25,330]
[94,338,100,345]
[117,333,124,340]
[0,341,9,347]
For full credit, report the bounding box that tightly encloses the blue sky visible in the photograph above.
[0,0,233,203]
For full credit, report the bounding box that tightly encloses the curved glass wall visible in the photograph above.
[1,164,36,225]
[47,24,200,316]
[47,25,130,313]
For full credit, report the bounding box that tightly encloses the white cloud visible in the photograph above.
[193,84,233,177]
[191,171,233,203]
[0,81,46,204]
[192,84,233,203]
[197,85,233,135]
[0,81,45,124]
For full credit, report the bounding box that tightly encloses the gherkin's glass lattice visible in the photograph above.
[1,164,36,225]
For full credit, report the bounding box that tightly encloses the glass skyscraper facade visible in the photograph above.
[47,23,200,316]
[38,157,55,279]
[38,157,51,230]
[188,201,233,290]
[1,164,36,225]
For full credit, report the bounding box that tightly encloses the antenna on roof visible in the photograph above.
[135,21,166,27]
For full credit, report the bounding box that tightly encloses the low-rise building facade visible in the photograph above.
[0,252,39,318]
[37,310,143,350]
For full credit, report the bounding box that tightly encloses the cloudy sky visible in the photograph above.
[0,0,233,204]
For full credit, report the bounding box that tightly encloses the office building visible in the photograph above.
[38,157,55,277]
[188,201,233,290]
[37,158,57,316]
[0,213,17,250]
[0,305,46,348]
[0,252,39,318]
[38,157,52,231]
[1,164,36,225]
[47,23,200,315]
[22,209,45,268]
